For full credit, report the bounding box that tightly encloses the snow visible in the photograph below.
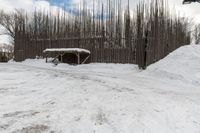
[43,48,91,54]
[145,44,200,86]
[0,44,200,133]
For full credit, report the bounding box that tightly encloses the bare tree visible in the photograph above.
[0,10,16,38]
[0,43,14,53]
[0,10,24,39]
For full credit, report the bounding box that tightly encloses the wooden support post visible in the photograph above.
[75,52,80,64]
[61,53,63,63]
[52,54,60,62]
[45,54,48,63]
[77,53,80,64]
[81,54,90,64]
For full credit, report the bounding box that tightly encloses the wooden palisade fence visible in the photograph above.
[14,0,191,68]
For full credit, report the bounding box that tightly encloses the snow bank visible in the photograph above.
[145,44,200,86]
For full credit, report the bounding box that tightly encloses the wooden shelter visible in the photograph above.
[43,48,91,65]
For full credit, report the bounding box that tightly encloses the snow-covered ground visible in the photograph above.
[0,44,200,133]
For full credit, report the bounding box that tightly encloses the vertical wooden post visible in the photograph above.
[77,53,80,64]
[46,54,48,63]
[61,53,63,62]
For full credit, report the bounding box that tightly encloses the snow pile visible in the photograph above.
[145,44,200,86]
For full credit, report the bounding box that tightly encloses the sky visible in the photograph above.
[0,0,200,44]
[0,0,199,22]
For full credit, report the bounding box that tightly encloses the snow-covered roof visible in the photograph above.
[43,48,91,54]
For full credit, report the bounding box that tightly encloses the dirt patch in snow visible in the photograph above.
[3,110,39,118]
[12,125,49,133]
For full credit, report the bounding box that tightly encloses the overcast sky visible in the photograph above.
[0,0,199,44]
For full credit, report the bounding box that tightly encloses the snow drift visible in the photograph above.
[145,44,200,86]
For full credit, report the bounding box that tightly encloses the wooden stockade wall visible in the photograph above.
[15,35,136,64]
[15,32,190,67]
[14,0,191,68]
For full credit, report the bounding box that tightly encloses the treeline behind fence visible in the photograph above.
[14,0,191,68]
